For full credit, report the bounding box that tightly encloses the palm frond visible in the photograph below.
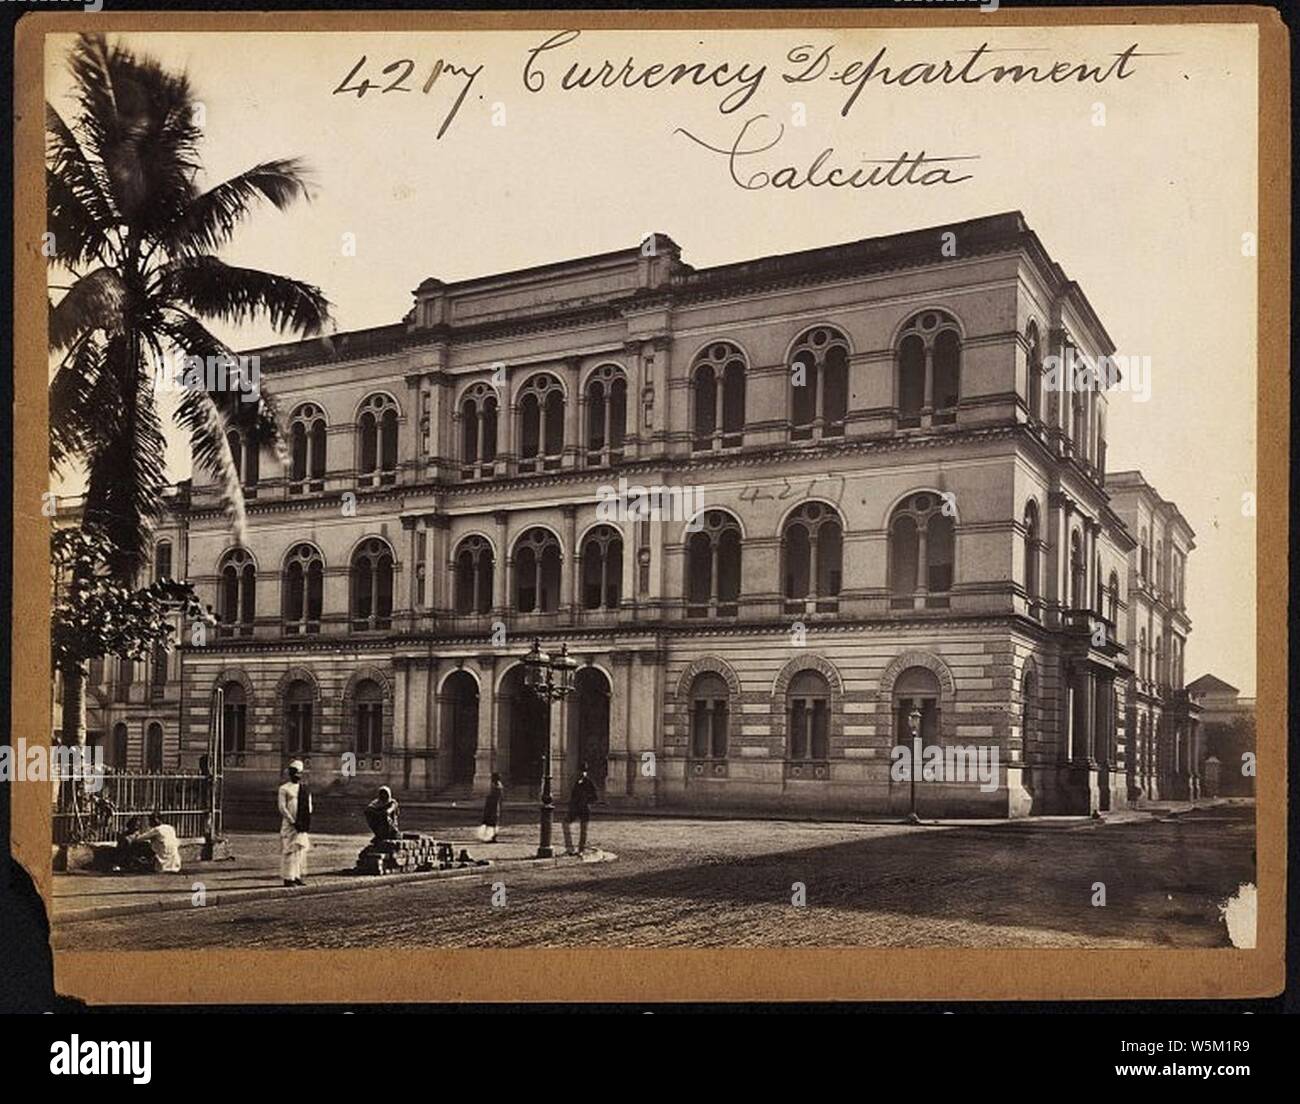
[48,267,128,353]
[80,333,168,581]
[163,159,313,257]
[161,310,284,452]
[50,333,108,473]
[45,103,119,254]
[67,33,201,235]
[158,255,331,335]
[173,381,248,546]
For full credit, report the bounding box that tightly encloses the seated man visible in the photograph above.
[363,786,400,843]
[111,816,155,873]
[122,813,182,874]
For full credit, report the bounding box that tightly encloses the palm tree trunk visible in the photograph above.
[56,659,87,842]
[59,659,87,748]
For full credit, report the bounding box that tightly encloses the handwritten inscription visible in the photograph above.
[327,31,1154,185]
[333,55,483,140]
[676,115,977,192]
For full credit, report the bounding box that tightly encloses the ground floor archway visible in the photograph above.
[440,670,480,788]
[569,666,611,793]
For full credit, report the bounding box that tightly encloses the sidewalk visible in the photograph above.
[53,830,615,923]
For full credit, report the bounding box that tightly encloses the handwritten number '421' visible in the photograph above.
[333,56,417,96]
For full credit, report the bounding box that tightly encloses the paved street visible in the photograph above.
[51,804,1255,951]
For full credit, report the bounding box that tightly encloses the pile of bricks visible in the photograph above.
[355,832,459,876]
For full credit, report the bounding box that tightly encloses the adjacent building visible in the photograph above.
[60,212,1203,818]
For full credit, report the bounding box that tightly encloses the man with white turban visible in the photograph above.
[277,759,312,886]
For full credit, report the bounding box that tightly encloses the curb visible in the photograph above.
[55,850,617,923]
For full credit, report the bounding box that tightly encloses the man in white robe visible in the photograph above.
[126,813,182,873]
[277,759,311,886]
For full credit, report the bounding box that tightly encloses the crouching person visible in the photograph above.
[364,785,400,843]
[122,812,182,874]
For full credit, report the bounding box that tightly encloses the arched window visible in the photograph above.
[1155,635,1165,690]
[894,666,941,747]
[517,373,564,473]
[221,681,247,754]
[1023,500,1041,612]
[226,428,260,495]
[1069,531,1085,610]
[218,548,256,638]
[782,502,843,613]
[689,672,729,758]
[117,656,134,698]
[1021,668,1038,762]
[1155,539,1165,594]
[897,311,960,428]
[789,327,849,440]
[889,493,955,609]
[1138,627,1148,682]
[145,723,164,771]
[153,540,172,581]
[350,538,394,631]
[283,543,324,635]
[788,670,830,760]
[453,536,495,615]
[585,365,627,467]
[513,528,562,613]
[1026,322,1043,423]
[357,393,399,488]
[691,343,746,451]
[111,722,129,769]
[1094,554,1105,614]
[458,383,499,481]
[150,642,168,695]
[581,526,623,610]
[1096,410,1107,481]
[1139,529,1150,580]
[354,678,383,756]
[686,511,742,618]
[288,403,327,493]
[1107,570,1120,625]
[1069,362,1085,456]
[284,680,313,754]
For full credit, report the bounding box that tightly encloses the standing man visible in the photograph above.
[277,759,312,886]
[479,772,505,843]
[562,762,599,855]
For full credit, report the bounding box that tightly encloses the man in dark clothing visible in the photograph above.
[562,762,599,855]
[479,773,505,842]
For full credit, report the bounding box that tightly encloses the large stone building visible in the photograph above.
[63,212,1202,818]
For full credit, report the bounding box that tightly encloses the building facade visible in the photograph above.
[1107,471,1200,800]
[64,212,1200,818]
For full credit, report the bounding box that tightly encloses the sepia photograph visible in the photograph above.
[7,7,1286,1009]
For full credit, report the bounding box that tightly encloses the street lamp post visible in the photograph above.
[906,704,923,825]
[522,637,577,859]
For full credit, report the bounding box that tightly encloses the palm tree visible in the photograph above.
[48,33,331,747]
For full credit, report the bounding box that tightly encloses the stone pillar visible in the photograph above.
[609,651,634,797]
[494,511,510,615]
[562,505,578,616]
[650,340,670,457]
[392,657,410,792]
[563,357,581,469]
[429,513,447,615]
[474,656,496,796]
[499,367,515,477]
[405,660,431,791]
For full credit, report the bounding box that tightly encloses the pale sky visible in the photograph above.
[46,24,1258,693]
